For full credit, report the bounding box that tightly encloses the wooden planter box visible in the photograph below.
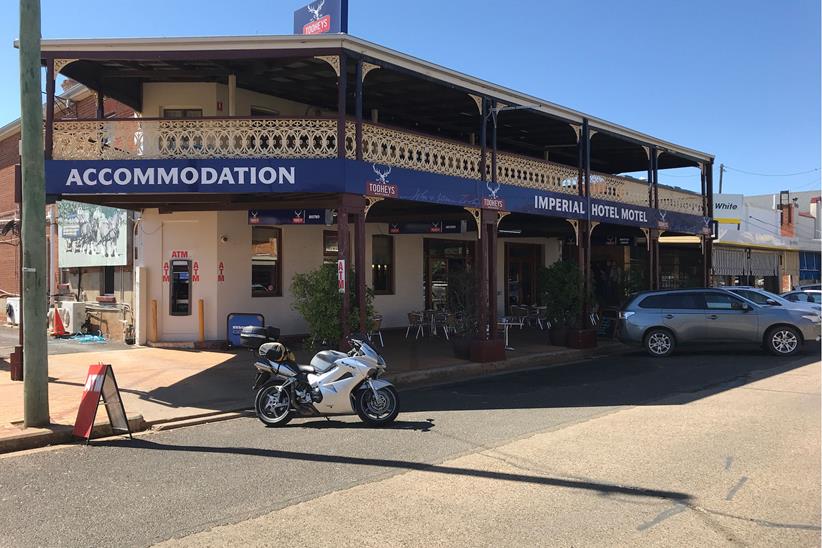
[566,328,598,349]
[549,327,567,346]
[469,338,506,363]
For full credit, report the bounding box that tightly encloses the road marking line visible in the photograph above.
[725,476,748,501]
[637,504,687,531]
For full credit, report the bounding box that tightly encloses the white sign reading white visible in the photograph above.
[58,201,128,268]
[713,193,743,223]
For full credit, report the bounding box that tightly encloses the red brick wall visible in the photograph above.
[0,90,133,320]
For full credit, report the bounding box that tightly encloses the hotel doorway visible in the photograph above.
[505,243,542,312]
[424,239,474,311]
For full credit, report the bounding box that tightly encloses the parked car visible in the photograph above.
[796,284,821,291]
[725,286,820,313]
[782,290,822,305]
[618,288,821,357]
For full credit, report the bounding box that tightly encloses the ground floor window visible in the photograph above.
[424,239,473,311]
[372,235,394,294]
[252,226,281,297]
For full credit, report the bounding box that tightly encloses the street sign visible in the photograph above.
[73,363,131,443]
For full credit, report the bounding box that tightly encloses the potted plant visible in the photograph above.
[446,268,476,360]
[541,260,580,346]
[291,264,374,350]
[445,268,505,362]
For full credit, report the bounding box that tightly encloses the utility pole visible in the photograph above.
[19,0,49,427]
[718,163,725,194]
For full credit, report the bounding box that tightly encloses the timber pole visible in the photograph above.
[20,0,49,427]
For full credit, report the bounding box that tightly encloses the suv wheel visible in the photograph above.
[644,328,675,357]
[765,326,801,356]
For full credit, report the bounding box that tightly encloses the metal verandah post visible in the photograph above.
[355,59,363,161]
[355,210,366,335]
[581,119,592,329]
[337,54,348,160]
[489,102,498,337]
[20,0,49,426]
[338,204,350,344]
[704,163,714,287]
[647,146,656,290]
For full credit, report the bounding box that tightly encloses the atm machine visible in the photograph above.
[169,259,192,316]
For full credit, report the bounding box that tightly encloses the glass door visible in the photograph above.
[505,243,541,312]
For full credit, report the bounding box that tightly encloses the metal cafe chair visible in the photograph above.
[435,312,457,341]
[510,305,528,328]
[368,315,384,347]
[532,306,549,330]
[405,311,425,340]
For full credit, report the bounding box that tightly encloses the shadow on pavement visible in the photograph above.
[104,437,692,503]
[400,346,819,413]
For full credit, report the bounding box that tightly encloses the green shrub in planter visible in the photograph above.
[541,260,583,329]
[291,264,374,349]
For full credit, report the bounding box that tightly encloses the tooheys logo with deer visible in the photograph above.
[366,164,398,198]
[482,178,505,210]
[302,0,331,34]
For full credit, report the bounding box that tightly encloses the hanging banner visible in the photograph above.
[248,209,330,225]
[293,0,348,35]
[73,363,131,442]
[388,221,463,234]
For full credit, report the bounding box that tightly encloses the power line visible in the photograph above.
[724,166,820,177]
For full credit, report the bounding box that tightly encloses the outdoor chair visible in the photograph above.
[405,311,425,340]
[435,312,457,341]
[368,315,384,347]
[533,306,549,330]
[510,305,528,328]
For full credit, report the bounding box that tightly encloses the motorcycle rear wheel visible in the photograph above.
[355,385,400,427]
[255,382,293,426]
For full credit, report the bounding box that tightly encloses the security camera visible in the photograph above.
[220,235,229,243]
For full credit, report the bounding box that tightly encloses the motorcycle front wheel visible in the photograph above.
[355,385,400,427]
[255,382,293,426]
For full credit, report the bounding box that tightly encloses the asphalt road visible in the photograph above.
[0,346,819,547]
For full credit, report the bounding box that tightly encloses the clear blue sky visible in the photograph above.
[0,0,819,197]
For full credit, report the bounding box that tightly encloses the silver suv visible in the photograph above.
[618,288,821,357]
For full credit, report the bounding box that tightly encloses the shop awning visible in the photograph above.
[712,247,747,276]
[750,250,779,276]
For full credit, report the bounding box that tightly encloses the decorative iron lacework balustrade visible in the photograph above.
[360,123,482,180]
[52,118,702,215]
[53,118,343,160]
[657,186,704,216]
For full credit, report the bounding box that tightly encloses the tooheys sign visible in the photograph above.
[293,0,348,35]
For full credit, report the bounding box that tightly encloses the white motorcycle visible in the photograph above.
[250,335,400,427]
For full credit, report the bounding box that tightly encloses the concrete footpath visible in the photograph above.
[160,359,822,547]
[0,340,627,454]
